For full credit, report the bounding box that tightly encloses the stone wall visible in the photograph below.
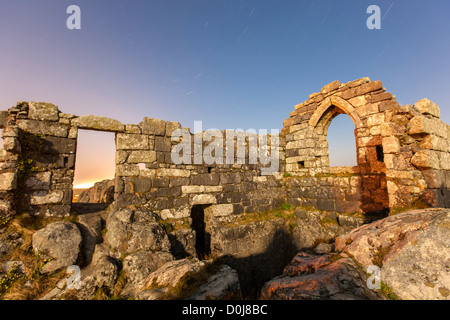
[283,78,450,212]
[0,78,449,220]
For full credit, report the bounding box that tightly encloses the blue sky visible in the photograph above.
[1,0,449,185]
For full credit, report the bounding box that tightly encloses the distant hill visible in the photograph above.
[75,179,115,204]
[72,188,88,203]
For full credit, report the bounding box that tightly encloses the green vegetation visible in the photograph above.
[0,264,22,295]
[0,214,68,300]
[380,282,399,300]
[283,172,292,178]
[389,198,429,216]
[222,205,297,228]
[319,217,339,226]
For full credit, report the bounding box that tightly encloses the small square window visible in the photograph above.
[298,161,305,169]
[376,145,384,162]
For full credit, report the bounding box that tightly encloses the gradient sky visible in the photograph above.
[1,0,449,187]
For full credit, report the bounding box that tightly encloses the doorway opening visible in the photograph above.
[72,129,116,212]
[327,114,357,167]
[190,204,211,260]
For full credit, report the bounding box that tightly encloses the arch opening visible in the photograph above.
[326,114,357,167]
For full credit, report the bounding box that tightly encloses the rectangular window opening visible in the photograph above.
[298,161,305,169]
[376,145,384,162]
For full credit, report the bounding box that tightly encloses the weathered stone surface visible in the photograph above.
[205,204,234,217]
[116,133,149,150]
[77,213,104,265]
[191,194,217,205]
[189,264,241,300]
[141,117,166,136]
[30,190,64,205]
[414,98,440,118]
[320,80,340,94]
[72,115,125,132]
[141,258,206,290]
[128,150,156,163]
[314,242,332,255]
[157,168,190,178]
[28,102,59,121]
[104,206,171,258]
[168,228,197,259]
[335,208,450,300]
[260,252,384,300]
[411,150,440,169]
[0,111,9,127]
[0,172,16,191]
[78,179,115,203]
[32,221,82,273]
[122,250,174,297]
[17,119,68,137]
[24,172,51,190]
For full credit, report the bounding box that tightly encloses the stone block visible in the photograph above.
[155,136,172,152]
[116,133,149,150]
[125,124,141,134]
[17,119,68,138]
[25,172,51,190]
[320,80,341,94]
[156,168,191,178]
[411,150,440,169]
[41,136,76,154]
[72,115,125,132]
[191,194,217,205]
[367,113,385,127]
[420,135,448,151]
[0,111,8,128]
[414,98,440,118]
[28,102,59,121]
[220,173,241,184]
[205,204,234,217]
[30,190,64,205]
[0,172,17,191]
[181,185,222,194]
[382,136,400,154]
[190,173,219,185]
[116,164,139,177]
[2,137,20,152]
[128,150,156,163]
[165,121,182,137]
[370,92,393,103]
[141,117,166,136]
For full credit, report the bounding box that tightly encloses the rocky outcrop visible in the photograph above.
[262,208,450,300]
[78,179,115,204]
[32,221,82,273]
[260,252,384,300]
[136,258,241,300]
[208,208,361,297]
[335,208,450,300]
[189,264,241,300]
[104,206,172,257]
